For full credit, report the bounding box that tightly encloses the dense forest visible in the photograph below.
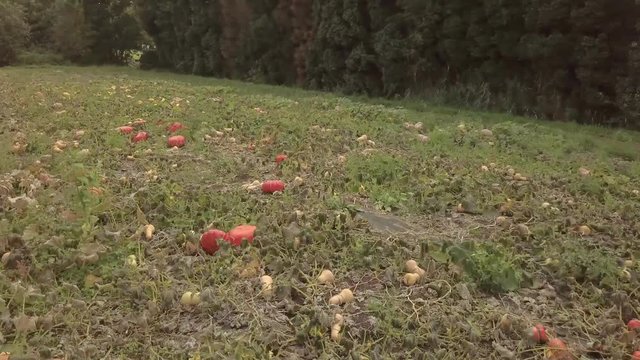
[133,0,640,128]
[2,0,640,128]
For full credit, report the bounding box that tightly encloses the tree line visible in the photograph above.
[2,0,640,127]
[1,0,142,66]
[134,0,640,128]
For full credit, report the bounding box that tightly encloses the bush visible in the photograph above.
[139,50,160,70]
[0,1,30,66]
[16,48,67,65]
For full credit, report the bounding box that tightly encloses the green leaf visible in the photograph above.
[429,247,450,264]
[447,244,471,264]
[497,268,522,292]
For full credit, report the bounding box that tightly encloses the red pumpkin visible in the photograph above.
[545,338,568,360]
[629,319,640,331]
[167,122,184,133]
[275,154,288,164]
[632,351,640,360]
[167,135,186,148]
[261,180,285,194]
[132,131,149,143]
[548,338,567,349]
[200,229,226,255]
[117,126,134,134]
[224,225,256,246]
[529,324,548,343]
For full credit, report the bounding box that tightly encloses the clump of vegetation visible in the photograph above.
[550,240,619,287]
[444,242,524,293]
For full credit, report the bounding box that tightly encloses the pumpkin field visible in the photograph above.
[1,66,640,359]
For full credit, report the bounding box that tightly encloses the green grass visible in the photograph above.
[1,65,640,359]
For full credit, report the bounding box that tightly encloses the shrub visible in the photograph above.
[17,48,67,65]
[139,50,160,70]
